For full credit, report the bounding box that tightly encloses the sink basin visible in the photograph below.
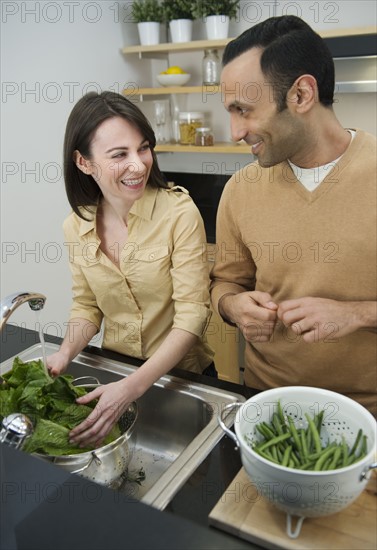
[0,342,245,510]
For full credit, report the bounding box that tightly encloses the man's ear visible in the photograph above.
[287,74,318,113]
[73,150,92,175]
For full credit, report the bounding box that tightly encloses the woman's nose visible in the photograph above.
[125,152,145,173]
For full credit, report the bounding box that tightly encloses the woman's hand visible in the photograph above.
[69,378,132,448]
[69,328,200,448]
[46,351,70,377]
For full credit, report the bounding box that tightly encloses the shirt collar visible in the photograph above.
[77,185,159,237]
[130,185,158,221]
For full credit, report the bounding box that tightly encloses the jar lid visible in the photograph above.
[195,127,211,132]
[179,112,204,119]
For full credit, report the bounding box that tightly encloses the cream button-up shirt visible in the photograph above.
[63,185,214,373]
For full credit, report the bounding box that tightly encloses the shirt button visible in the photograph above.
[149,253,155,259]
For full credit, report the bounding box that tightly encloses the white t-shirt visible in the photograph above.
[289,130,356,191]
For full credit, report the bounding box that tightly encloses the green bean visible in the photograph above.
[314,446,337,471]
[271,444,279,462]
[253,447,281,465]
[256,423,275,440]
[298,461,317,470]
[257,432,291,452]
[327,446,342,470]
[290,450,301,467]
[277,400,285,426]
[248,401,368,472]
[272,412,284,436]
[282,445,292,467]
[306,425,313,454]
[305,413,322,454]
[315,410,324,433]
[341,438,349,467]
[276,445,285,463]
[359,434,367,457]
[287,416,302,454]
[300,429,308,461]
[350,429,363,455]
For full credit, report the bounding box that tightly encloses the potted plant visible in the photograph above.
[162,0,196,43]
[192,0,240,39]
[132,0,164,45]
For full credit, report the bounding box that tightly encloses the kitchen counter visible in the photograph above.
[0,325,259,550]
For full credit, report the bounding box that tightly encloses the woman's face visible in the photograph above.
[77,116,153,205]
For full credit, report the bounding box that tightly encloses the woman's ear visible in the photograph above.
[287,74,318,113]
[73,150,92,175]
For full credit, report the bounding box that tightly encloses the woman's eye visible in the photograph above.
[139,144,150,152]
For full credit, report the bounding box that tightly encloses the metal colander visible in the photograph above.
[219,386,377,538]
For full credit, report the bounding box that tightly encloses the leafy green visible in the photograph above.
[0,357,121,455]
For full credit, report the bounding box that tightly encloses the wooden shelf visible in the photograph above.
[121,27,376,56]
[123,85,219,96]
[155,142,250,154]
[122,38,231,56]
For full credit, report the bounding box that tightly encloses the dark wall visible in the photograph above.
[162,171,230,244]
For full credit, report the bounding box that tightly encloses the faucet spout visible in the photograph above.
[0,291,46,331]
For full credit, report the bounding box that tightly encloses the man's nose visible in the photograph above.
[230,116,249,142]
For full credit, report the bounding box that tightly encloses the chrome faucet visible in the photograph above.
[0,291,46,331]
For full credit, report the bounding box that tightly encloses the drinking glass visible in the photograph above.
[153,100,169,144]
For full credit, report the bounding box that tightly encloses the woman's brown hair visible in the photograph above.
[63,91,168,220]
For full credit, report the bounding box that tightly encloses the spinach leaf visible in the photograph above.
[0,357,122,455]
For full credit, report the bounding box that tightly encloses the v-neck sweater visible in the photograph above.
[211,129,377,415]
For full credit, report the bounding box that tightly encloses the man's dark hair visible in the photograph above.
[223,15,335,111]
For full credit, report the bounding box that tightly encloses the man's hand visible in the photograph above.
[277,297,367,343]
[220,291,278,342]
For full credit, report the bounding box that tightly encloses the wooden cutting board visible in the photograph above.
[208,468,377,549]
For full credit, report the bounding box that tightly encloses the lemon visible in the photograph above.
[166,66,186,75]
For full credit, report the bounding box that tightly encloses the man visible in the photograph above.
[210,15,377,415]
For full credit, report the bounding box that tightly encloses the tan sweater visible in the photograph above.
[211,130,377,415]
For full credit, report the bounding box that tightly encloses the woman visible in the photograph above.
[48,91,214,447]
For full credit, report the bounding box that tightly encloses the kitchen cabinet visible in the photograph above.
[207,307,241,384]
[121,27,376,154]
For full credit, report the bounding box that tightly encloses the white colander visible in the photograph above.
[219,386,377,538]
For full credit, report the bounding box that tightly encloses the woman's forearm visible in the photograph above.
[58,318,99,362]
[122,328,198,399]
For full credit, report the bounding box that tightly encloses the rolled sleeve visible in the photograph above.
[68,261,103,330]
[170,195,212,337]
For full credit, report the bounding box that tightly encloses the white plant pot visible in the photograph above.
[205,15,230,40]
[169,19,193,43]
[137,21,160,46]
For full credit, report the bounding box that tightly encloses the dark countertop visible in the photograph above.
[0,326,260,550]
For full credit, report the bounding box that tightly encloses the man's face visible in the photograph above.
[221,48,304,167]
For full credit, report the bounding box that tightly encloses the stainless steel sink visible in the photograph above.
[0,342,245,510]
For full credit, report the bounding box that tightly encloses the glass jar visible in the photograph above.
[202,49,220,86]
[179,112,204,145]
[195,127,214,146]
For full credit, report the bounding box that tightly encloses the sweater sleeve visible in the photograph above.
[210,173,257,315]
